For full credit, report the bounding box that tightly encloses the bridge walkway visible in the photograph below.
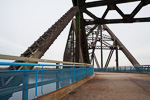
[60,72,150,100]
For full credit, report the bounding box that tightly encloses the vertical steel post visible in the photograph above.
[75,11,80,63]
[92,32,94,66]
[116,46,119,71]
[100,25,103,68]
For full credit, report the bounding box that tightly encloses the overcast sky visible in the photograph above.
[0,0,150,67]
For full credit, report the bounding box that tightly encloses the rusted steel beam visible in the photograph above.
[84,9,98,19]
[84,0,141,8]
[63,19,77,63]
[85,17,150,25]
[86,25,98,37]
[103,25,140,66]
[9,7,78,70]
[130,1,144,18]
[84,0,150,25]
[94,54,100,68]
[105,49,114,68]
[77,0,90,64]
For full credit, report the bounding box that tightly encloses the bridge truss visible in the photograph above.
[1,1,150,99]
[8,0,150,70]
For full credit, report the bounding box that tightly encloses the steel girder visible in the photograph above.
[79,0,150,24]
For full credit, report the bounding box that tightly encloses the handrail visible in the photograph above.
[0,54,91,65]
[0,62,93,68]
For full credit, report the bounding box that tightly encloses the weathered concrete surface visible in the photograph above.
[60,72,150,100]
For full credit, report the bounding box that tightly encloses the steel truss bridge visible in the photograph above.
[5,0,149,70]
[0,0,150,99]
[0,0,148,71]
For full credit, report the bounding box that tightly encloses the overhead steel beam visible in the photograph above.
[85,17,150,25]
[84,0,142,8]
[83,0,150,25]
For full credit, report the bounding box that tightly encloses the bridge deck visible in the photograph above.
[60,72,150,100]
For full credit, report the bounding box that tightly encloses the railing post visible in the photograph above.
[59,66,62,88]
[86,65,88,77]
[35,70,38,98]
[92,66,94,75]
[40,66,44,95]
[56,63,60,89]
[23,71,28,100]
[71,66,74,83]
[73,66,76,83]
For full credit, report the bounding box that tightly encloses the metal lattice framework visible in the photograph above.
[83,0,150,24]
[2,1,150,99]
[7,0,150,70]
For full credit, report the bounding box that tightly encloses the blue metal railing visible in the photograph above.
[94,66,150,72]
[0,62,94,100]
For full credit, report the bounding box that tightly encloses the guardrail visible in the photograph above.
[0,62,94,100]
[0,54,91,65]
[94,66,150,72]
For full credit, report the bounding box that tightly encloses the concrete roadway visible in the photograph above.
[60,72,150,100]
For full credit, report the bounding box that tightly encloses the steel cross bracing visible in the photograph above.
[82,0,150,24]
